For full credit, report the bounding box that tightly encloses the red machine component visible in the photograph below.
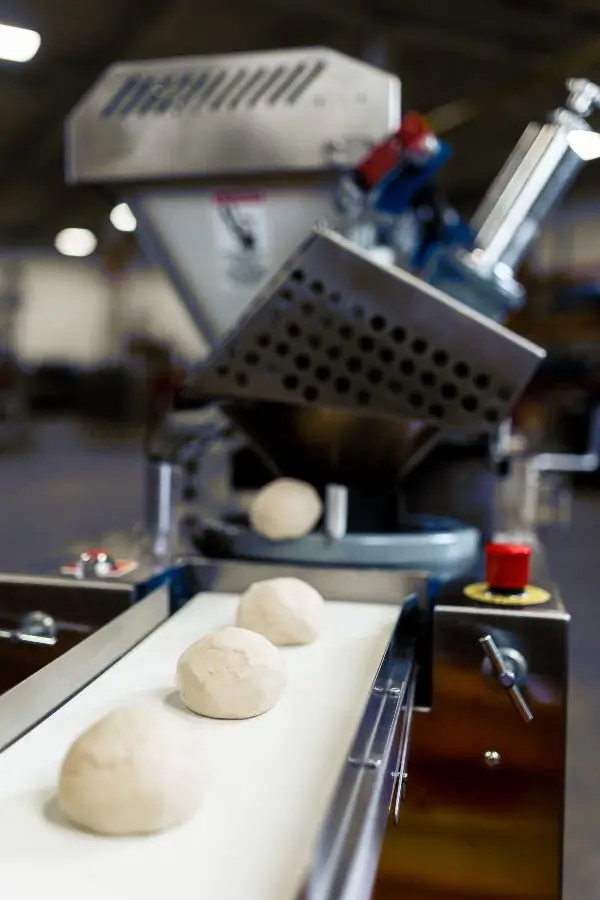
[485,543,532,592]
[354,112,436,191]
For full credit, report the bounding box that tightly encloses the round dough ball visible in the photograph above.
[177,626,286,720]
[249,478,322,541]
[57,705,205,836]
[238,577,325,646]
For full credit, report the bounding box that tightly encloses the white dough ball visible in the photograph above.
[177,626,286,719]
[249,477,322,541]
[57,705,205,836]
[238,577,326,646]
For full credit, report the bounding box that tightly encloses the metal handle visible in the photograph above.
[479,634,533,723]
[392,667,417,824]
[0,611,57,647]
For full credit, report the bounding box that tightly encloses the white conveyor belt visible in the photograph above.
[0,591,401,900]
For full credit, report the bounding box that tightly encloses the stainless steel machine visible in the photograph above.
[0,47,597,900]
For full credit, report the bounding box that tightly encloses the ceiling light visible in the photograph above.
[0,24,41,63]
[110,203,137,233]
[567,129,600,161]
[54,228,97,258]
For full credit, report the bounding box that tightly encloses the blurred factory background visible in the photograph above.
[0,3,599,898]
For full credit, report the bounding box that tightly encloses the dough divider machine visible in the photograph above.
[0,46,592,899]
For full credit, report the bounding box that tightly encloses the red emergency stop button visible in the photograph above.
[485,543,531,593]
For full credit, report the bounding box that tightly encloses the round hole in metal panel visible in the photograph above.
[245,352,259,366]
[283,374,299,391]
[310,280,324,295]
[308,334,322,349]
[276,342,290,357]
[334,376,351,394]
[408,392,424,409]
[429,404,445,419]
[291,269,305,283]
[400,359,416,375]
[462,395,479,411]
[371,315,386,332]
[315,365,331,381]
[321,315,333,328]
[357,390,371,406]
[235,372,248,387]
[347,357,362,374]
[392,326,406,343]
[183,486,197,502]
[412,338,428,355]
[380,347,395,363]
[280,288,294,303]
[327,346,342,361]
[454,362,470,378]
[339,325,354,340]
[303,385,319,401]
[367,368,383,385]
[388,380,402,394]
[301,301,315,317]
[287,323,301,338]
[433,350,449,367]
[498,386,512,401]
[352,305,365,320]
[474,373,491,390]
[257,333,271,348]
[359,336,374,352]
[329,291,342,305]
[216,365,229,377]
[421,371,436,387]
[295,354,311,371]
[441,383,458,399]
[484,409,500,423]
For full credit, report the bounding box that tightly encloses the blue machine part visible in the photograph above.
[371,140,453,217]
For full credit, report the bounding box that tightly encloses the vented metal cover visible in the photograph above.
[184,228,545,432]
[65,47,400,183]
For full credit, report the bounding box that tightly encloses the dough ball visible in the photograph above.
[57,705,205,836]
[238,577,325,646]
[249,478,322,541]
[177,626,286,720]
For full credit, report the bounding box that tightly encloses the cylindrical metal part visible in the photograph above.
[470,112,588,274]
[145,460,183,562]
[324,484,349,540]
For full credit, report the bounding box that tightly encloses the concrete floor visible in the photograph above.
[0,417,597,899]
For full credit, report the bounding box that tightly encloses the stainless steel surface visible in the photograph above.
[392,669,416,825]
[66,48,400,183]
[0,583,169,751]
[324,484,348,540]
[468,81,600,288]
[375,576,568,899]
[480,633,534,724]
[188,556,423,605]
[184,226,544,480]
[300,609,417,900]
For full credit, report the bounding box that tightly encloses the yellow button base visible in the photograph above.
[463,583,550,607]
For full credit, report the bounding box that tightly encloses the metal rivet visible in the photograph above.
[484,750,502,768]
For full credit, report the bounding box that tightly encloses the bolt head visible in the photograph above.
[484,749,502,768]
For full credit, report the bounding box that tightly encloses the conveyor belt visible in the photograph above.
[0,591,401,900]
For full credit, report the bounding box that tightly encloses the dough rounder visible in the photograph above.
[1,46,596,899]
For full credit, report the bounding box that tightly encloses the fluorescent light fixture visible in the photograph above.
[567,129,600,161]
[54,228,97,258]
[0,24,41,63]
[110,202,137,233]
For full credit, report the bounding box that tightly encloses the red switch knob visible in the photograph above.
[485,543,531,593]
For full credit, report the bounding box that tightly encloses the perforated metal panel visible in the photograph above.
[185,229,545,431]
